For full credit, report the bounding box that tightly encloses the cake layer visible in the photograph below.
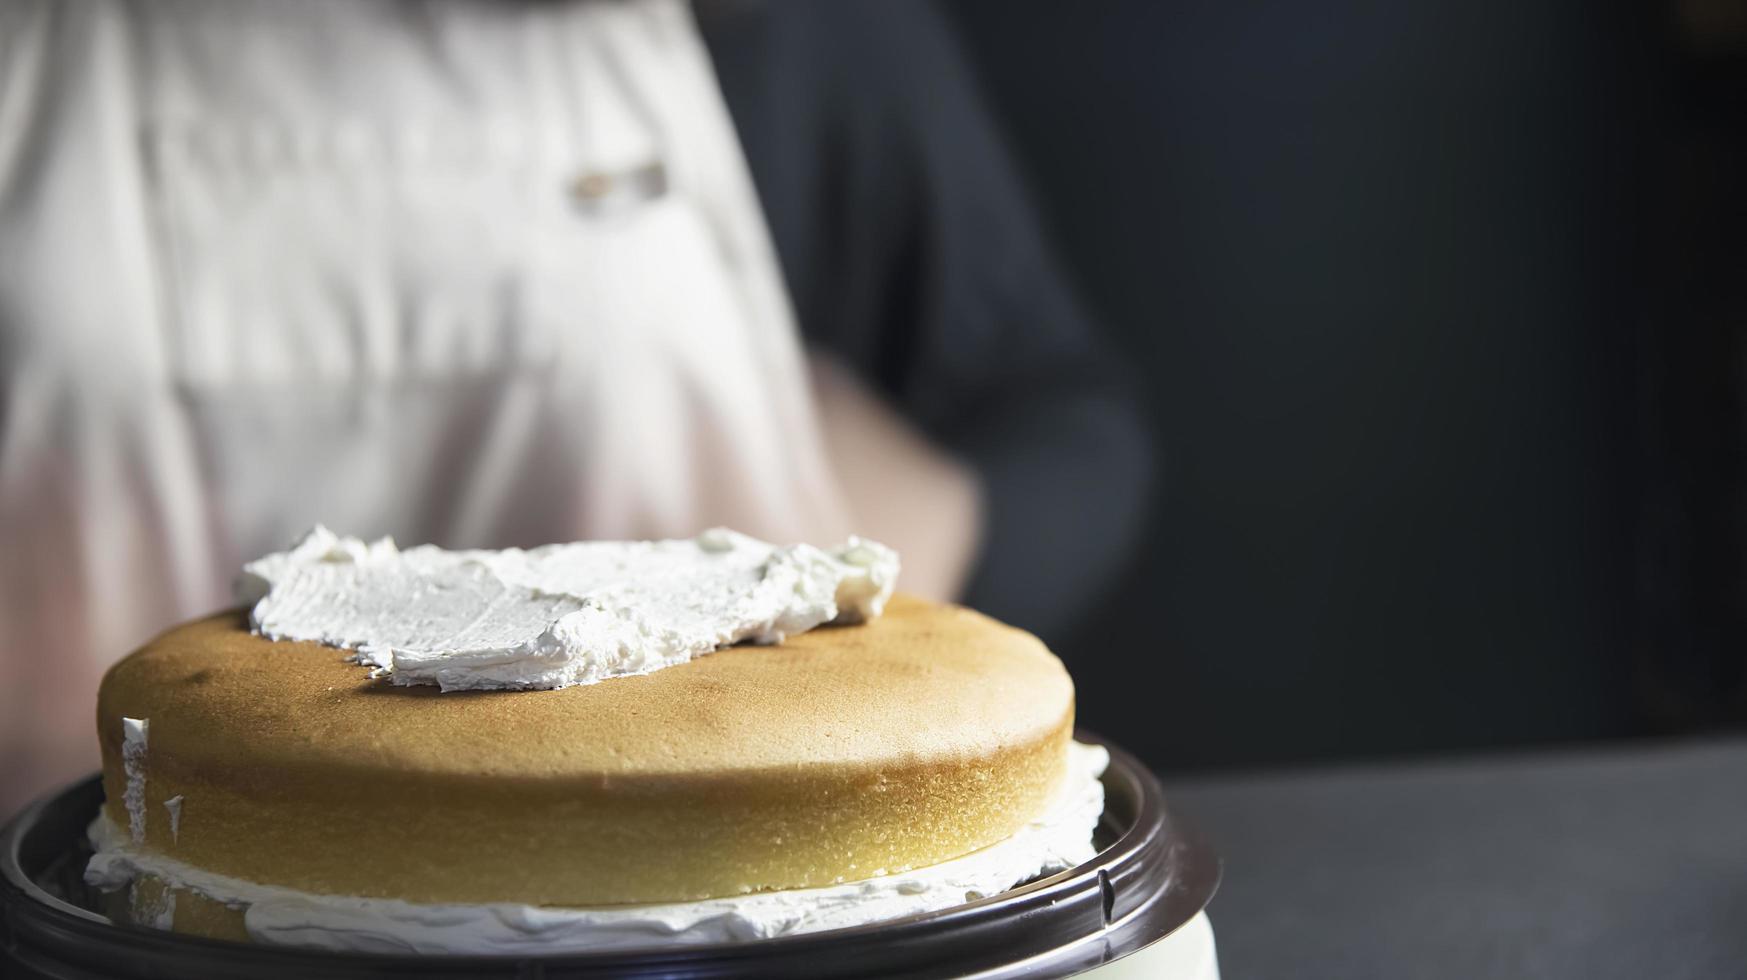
[96,595,1075,905]
[89,743,1110,952]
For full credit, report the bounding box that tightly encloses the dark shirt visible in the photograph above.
[698,0,1152,641]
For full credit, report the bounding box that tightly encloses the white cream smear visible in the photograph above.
[85,743,1108,954]
[163,796,184,843]
[119,718,149,844]
[235,525,900,691]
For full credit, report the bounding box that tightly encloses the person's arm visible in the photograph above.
[809,352,984,603]
[700,0,1153,640]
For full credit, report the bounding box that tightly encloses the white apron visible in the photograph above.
[0,0,849,809]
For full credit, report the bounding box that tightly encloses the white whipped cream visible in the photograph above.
[235,526,900,692]
[85,743,1108,954]
[120,718,149,844]
[163,796,184,843]
[132,882,176,931]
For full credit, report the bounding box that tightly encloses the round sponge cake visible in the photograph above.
[95,595,1075,907]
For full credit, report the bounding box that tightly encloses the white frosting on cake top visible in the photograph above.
[234,526,899,692]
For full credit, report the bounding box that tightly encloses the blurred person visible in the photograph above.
[0,0,1149,814]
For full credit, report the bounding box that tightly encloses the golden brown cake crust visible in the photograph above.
[97,595,1075,905]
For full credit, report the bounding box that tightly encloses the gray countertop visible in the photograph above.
[1167,738,1747,979]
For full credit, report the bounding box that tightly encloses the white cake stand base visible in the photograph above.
[1081,911,1219,979]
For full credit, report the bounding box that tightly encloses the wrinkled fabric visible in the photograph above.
[0,0,847,812]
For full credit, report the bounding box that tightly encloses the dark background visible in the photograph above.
[943,0,1747,772]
